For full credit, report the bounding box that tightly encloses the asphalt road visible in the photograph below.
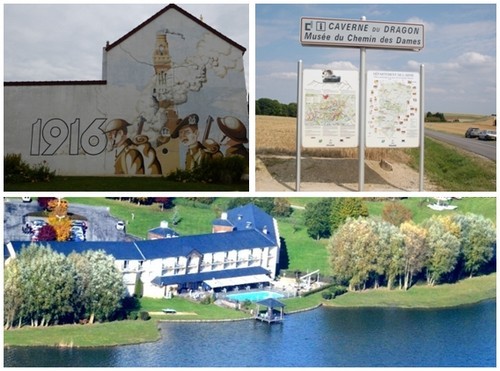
[425,129,496,161]
[4,199,131,243]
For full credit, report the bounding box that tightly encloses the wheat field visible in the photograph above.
[256,114,496,162]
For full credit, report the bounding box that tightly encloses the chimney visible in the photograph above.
[263,225,268,234]
[160,220,169,228]
[5,241,16,259]
[221,212,228,220]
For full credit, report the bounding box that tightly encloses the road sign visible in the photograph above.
[300,17,424,51]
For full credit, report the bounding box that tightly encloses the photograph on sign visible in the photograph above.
[366,71,420,148]
[302,69,359,148]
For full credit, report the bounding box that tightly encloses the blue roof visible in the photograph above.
[226,204,278,245]
[148,227,179,238]
[6,241,145,260]
[151,266,270,286]
[136,229,275,260]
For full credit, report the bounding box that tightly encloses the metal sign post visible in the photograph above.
[358,17,367,191]
[419,64,425,191]
[296,60,303,191]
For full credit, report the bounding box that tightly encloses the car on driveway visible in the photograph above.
[116,221,125,231]
[465,127,480,138]
[478,130,496,141]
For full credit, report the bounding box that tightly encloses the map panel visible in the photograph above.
[366,71,420,148]
[302,69,359,148]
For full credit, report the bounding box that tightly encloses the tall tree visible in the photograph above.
[304,198,333,240]
[381,201,413,226]
[400,221,428,290]
[452,213,496,278]
[423,216,461,285]
[331,198,369,232]
[73,250,126,324]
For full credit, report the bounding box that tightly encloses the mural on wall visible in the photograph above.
[104,27,248,176]
[5,5,248,178]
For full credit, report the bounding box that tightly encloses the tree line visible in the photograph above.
[302,198,496,291]
[4,244,131,329]
[256,98,297,117]
[329,213,495,291]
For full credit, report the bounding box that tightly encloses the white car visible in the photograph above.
[116,221,125,230]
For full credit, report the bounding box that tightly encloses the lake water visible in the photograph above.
[4,300,495,367]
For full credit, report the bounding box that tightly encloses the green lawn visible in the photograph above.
[5,176,248,192]
[407,137,496,191]
[326,273,496,308]
[4,319,161,347]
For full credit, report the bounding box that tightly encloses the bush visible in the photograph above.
[4,153,55,183]
[139,311,150,321]
[128,311,139,320]
[165,156,246,185]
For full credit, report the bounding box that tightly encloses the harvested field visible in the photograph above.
[255,114,495,192]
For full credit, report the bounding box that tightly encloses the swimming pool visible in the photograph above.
[226,291,284,302]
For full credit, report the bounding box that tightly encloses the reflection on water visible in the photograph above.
[5,300,496,367]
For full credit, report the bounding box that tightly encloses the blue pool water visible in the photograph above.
[226,290,284,302]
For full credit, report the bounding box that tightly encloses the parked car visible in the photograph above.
[478,130,496,141]
[116,221,125,231]
[22,197,32,203]
[465,127,480,138]
[31,219,47,230]
[71,220,88,231]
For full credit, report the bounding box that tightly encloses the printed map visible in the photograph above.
[302,69,359,148]
[366,71,420,147]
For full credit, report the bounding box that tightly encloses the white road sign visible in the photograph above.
[300,17,424,51]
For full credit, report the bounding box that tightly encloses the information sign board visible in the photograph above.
[366,71,420,148]
[302,69,359,148]
[300,17,424,51]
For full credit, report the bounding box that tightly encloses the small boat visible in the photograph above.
[162,308,177,314]
[427,198,458,211]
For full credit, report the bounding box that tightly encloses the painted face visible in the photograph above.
[179,126,198,146]
[106,130,125,151]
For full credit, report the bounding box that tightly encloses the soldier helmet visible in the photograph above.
[103,119,131,133]
[171,114,199,139]
[217,116,248,143]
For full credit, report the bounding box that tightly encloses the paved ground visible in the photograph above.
[4,199,131,242]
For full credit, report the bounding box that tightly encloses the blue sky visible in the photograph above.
[256,4,496,114]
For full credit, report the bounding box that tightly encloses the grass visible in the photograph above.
[326,273,496,308]
[4,176,248,192]
[406,137,496,191]
[4,319,161,347]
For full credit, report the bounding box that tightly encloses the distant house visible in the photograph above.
[4,203,280,298]
[147,221,179,239]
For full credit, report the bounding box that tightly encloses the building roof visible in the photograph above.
[136,229,275,260]
[105,4,246,54]
[6,241,145,261]
[226,204,278,245]
[151,266,270,287]
[148,226,179,238]
[256,298,286,308]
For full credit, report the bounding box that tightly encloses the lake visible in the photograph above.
[4,300,495,367]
